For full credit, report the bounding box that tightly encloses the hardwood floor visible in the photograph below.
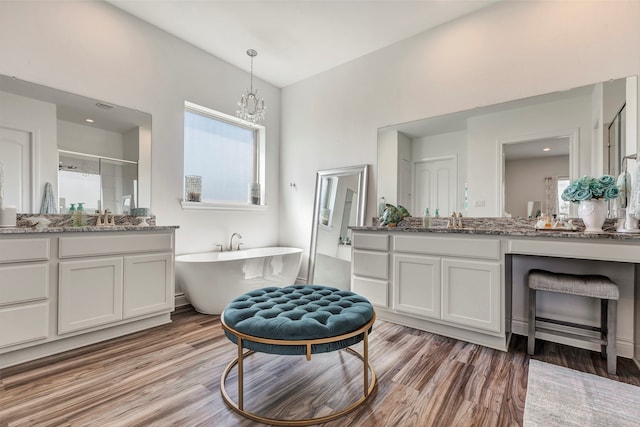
[1,307,639,427]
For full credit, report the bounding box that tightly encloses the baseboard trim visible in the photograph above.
[174,292,189,308]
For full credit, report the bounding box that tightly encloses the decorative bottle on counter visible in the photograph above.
[422,208,431,228]
[378,197,386,217]
[76,203,87,226]
[69,204,76,226]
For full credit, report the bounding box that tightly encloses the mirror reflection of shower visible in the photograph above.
[58,150,138,214]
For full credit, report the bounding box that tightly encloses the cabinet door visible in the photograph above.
[123,253,173,319]
[393,254,441,319]
[442,258,501,333]
[59,257,123,334]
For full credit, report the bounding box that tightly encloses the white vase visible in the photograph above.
[578,199,607,233]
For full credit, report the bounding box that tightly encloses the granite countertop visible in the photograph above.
[0,214,179,234]
[0,225,179,234]
[351,217,640,241]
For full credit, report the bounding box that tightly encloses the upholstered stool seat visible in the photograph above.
[220,285,377,426]
[222,285,374,356]
[527,269,619,374]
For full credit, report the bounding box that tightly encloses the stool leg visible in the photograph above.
[601,300,607,358]
[528,288,536,355]
[607,300,617,375]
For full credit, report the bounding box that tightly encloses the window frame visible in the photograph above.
[181,101,266,211]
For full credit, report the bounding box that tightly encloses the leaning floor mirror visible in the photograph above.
[308,164,369,289]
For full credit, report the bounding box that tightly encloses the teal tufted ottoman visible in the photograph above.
[220,285,377,426]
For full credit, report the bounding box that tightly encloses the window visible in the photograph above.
[183,101,265,209]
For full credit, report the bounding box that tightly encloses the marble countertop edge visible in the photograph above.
[0,225,179,234]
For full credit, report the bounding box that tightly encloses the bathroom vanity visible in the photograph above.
[0,224,178,369]
[351,218,640,365]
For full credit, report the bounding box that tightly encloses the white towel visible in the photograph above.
[39,182,57,214]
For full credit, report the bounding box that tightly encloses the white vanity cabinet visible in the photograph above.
[58,233,174,334]
[0,228,176,369]
[352,231,507,350]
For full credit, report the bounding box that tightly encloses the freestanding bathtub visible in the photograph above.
[175,247,303,314]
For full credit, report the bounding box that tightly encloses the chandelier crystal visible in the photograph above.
[236,49,266,124]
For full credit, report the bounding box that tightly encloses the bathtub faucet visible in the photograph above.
[229,233,242,251]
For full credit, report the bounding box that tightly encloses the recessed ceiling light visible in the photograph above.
[85,118,94,123]
[543,147,551,152]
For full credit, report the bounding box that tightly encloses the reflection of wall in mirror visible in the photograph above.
[505,155,568,218]
[0,90,57,213]
[412,131,465,216]
[379,77,638,218]
[467,95,591,216]
[316,174,358,259]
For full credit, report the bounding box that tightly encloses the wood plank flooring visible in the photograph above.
[1,306,639,427]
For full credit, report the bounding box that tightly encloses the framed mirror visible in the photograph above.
[308,165,369,289]
[0,74,151,213]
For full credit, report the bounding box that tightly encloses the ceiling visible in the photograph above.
[106,0,502,88]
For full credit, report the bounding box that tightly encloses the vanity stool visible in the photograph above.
[527,269,619,374]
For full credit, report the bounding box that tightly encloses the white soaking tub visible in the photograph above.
[175,247,303,314]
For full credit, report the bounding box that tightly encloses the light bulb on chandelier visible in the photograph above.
[237,49,266,124]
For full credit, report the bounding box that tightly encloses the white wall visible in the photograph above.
[280,1,640,279]
[0,1,281,255]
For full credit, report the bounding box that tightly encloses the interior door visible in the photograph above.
[0,126,32,212]
[414,156,456,216]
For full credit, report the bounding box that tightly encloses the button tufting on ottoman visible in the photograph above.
[219,284,377,426]
[222,285,374,356]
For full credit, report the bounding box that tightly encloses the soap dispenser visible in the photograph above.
[422,208,431,228]
[76,202,87,226]
[69,203,76,226]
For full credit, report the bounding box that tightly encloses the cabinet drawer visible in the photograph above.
[352,233,389,251]
[353,250,389,280]
[0,238,50,263]
[59,233,173,258]
[393,235,500,260]
[352,277,388,307]
[0,302,49,348]
[0,264,49,306]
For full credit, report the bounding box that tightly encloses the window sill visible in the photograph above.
[180,201,268,211]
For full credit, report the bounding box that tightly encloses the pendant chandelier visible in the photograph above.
[236,49,266,124]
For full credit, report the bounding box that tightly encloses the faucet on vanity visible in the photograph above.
[229,232,243,251]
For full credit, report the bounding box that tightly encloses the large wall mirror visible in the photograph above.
[378,76,637,218]
[0,74,151,214]
[308,165,369,289]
